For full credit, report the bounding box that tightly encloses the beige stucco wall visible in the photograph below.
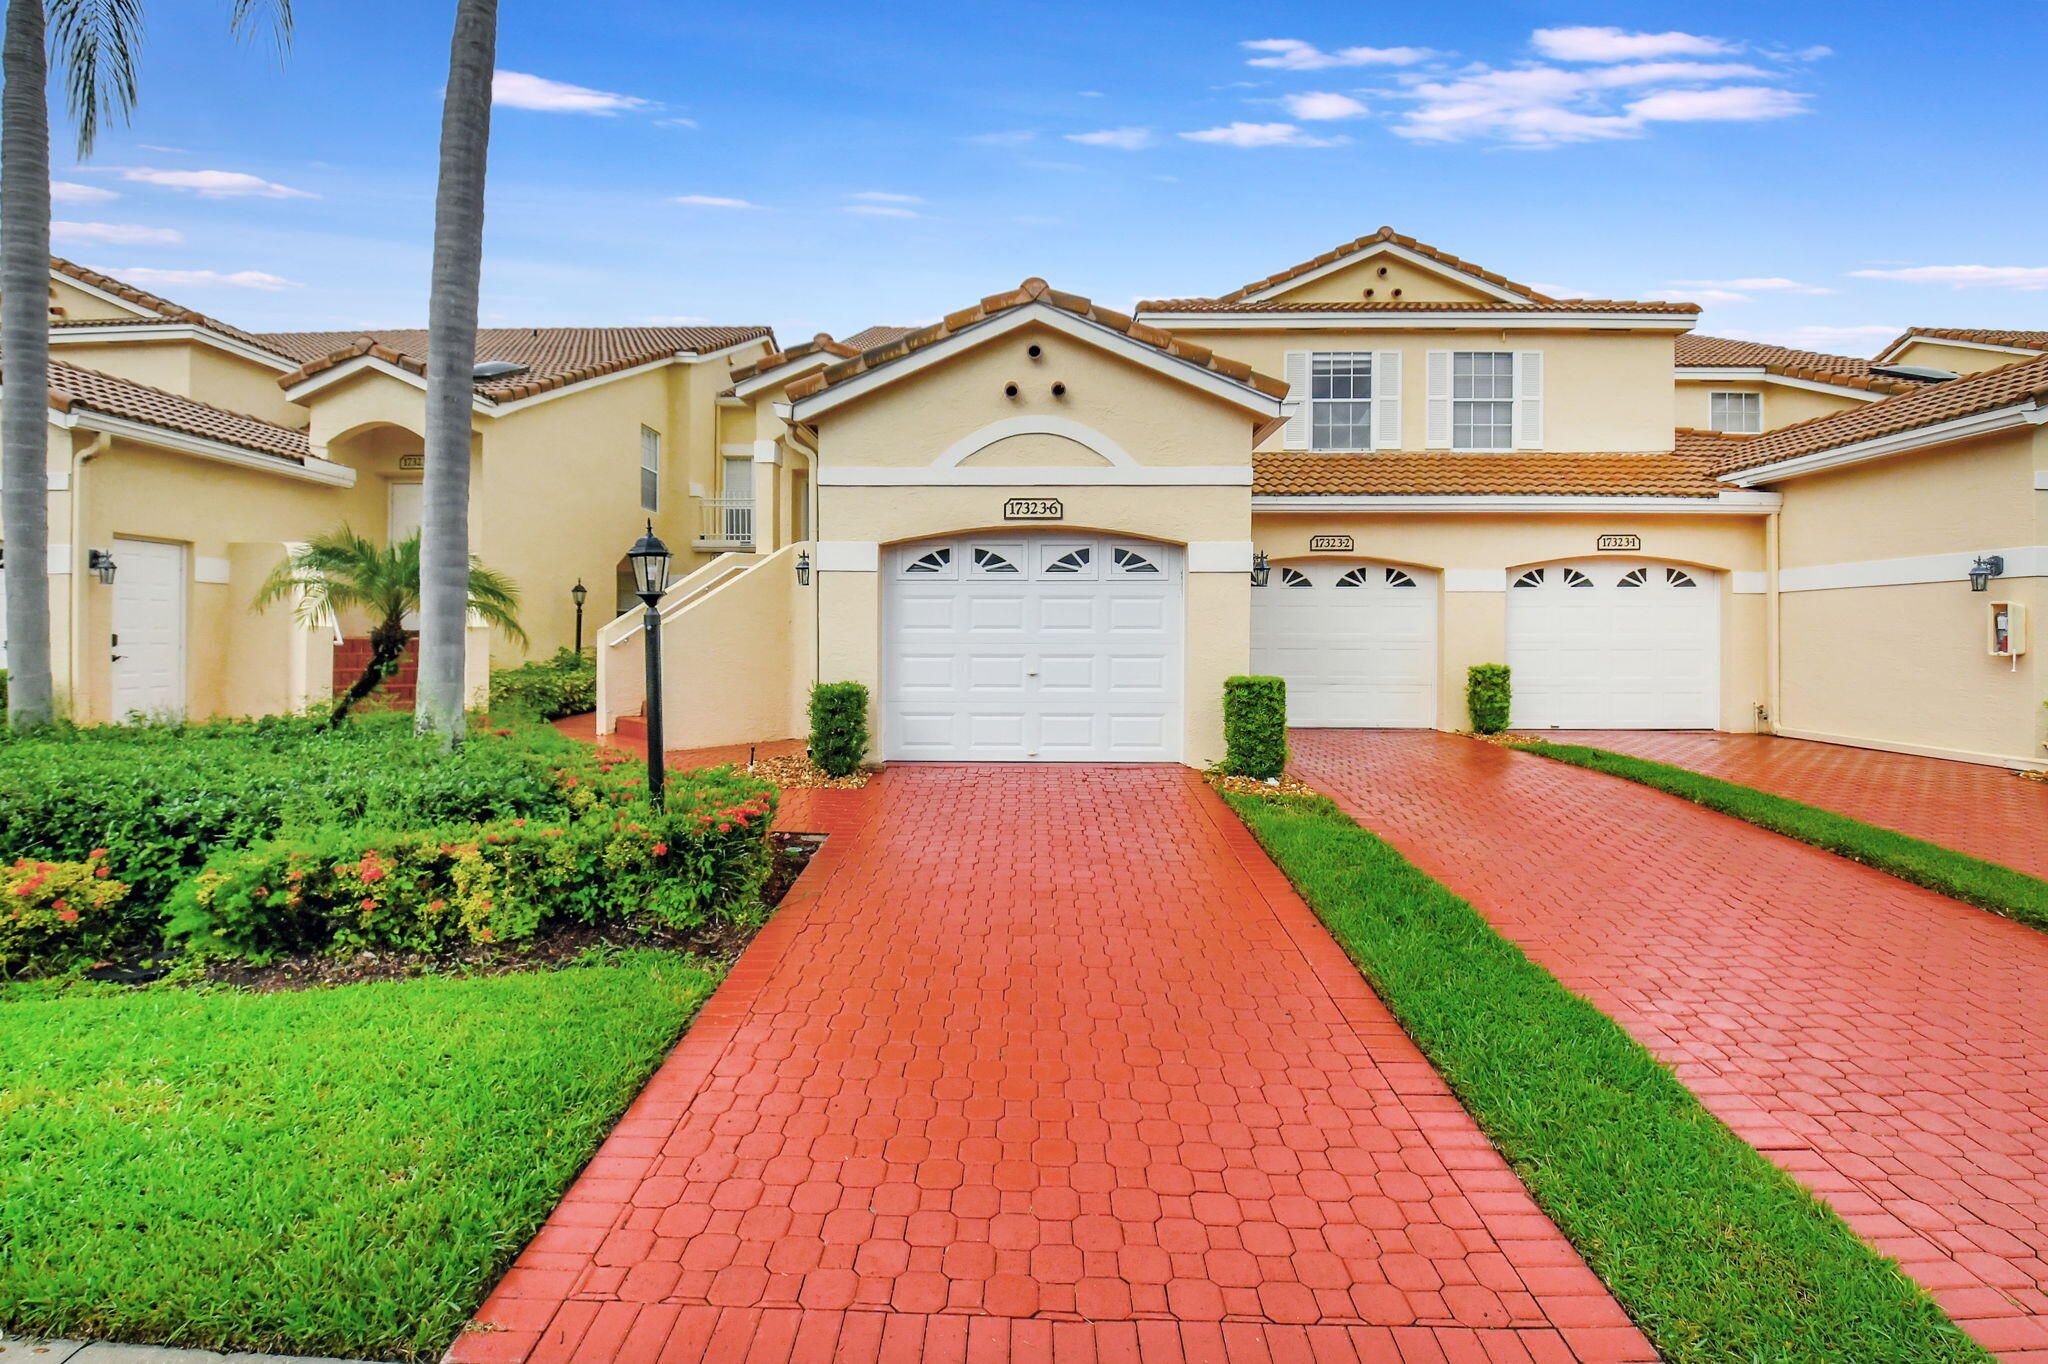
[1673,378,1871,432]
[50,339,303,428]
[1259,253,1504,306]
[1890,339,2040,376]
[47,278,150,322]
[1767,429,2046,766]
[1252,512,1771,732]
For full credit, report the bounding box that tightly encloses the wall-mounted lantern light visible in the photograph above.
[795,550,812,586]
[1249,550,1271,588]
[1969,554,2005,592]
[88,548,117,585]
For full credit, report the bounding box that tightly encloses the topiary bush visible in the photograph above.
[1223,675,1289,779]
[809,681,870,777]
[0,851,130,975]
[490,648,597,721]
[1467,663,1512,734]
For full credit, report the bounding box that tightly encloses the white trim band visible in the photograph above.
[1444,568,1508,593]
[1676,366,1888,401]
[814,541,879,572]
[1143,310,1695,333]
[1186,541,1254,573]
[1779,545,2045,593]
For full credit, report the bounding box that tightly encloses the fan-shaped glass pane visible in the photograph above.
[1618,567,1649,588]
[1335,568,1371,588]
[1113,547,1160,574]
[1046,548,1091,574]
[1279,566,1312,588]
[973,547,1019,574]
[1666,568,1698,587]
[1384,568,1417,588]
[1561,568,1592,588]
[1512,569,1545,588]
[905,548,951,574]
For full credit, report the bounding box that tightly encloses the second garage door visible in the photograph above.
[1252,560,1438,727]
[1507,558,1719,729]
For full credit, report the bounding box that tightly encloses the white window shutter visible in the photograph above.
[1514,350,1544,449]
[1281,350,1310,449]
[1425,350,1451,449]
[1371,351,1402,450]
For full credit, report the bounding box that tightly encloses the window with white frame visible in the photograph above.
[1707,391,1763,434]
[1310,352,1373,450]
[1452,352,1514,450]
[639,425,661,511]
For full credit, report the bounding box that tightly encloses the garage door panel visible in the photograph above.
[1507,559,1718,730]
[966,711,1029,750]
[1104,654,1168,693]
[965,596,1027,632]
[966,654,1030,691]
[1106,595,1168,632]
[1252,561,1439,729]
[1038,595,1100,632]
[895,593,959,632]
[896,654,961,692]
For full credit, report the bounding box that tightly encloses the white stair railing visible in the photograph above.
[698,495,754,546]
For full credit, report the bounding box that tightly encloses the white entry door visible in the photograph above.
[110,537,186,720]
[1252,560,1438,727]
[884,533,1183,762]
[1507,559,1719,729]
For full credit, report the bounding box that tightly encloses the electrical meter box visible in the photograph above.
[1989,601,2029,657]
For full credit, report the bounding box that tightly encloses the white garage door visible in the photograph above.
[1507,559,1718,729]
[884,533,1182,762]
[110,537,187,721]
[1252,561,1437,727]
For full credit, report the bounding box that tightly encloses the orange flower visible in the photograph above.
[478,928,495,942]
[360,897,377,911]
[652,842,668,856]
[56,908,78,923]
[427,899,446,912]
[88,848,108,859]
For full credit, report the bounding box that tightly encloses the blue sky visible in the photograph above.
[44,0,2048,354]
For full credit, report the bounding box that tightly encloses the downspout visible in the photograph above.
[67,429,111,718]
[1763,505,1782,734]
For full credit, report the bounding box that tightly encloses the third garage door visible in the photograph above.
[1252,560,1437,727]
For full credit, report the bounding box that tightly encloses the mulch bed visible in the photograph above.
[746,753,872,789]
[1205,772,1323,800]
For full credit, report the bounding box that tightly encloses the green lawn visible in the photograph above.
[0,952,719,1360]
[1225,789,1987,1364]
[1509,741,2048,933]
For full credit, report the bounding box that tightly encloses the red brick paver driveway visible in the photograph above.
[1546,730,2048,878]
[449,765,1648,1364]
[1292,731,2048,1360]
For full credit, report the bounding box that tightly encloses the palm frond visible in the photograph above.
[47,0,143,159]
[465,561,527,645]
[253,526,527,644]
[228,0,292,59]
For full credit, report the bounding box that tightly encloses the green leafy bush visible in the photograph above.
[1222,675,1288,779]
[490,648,597,720]
[1467,663,1512,734]
[167,775,774,960]
[809,681,870,777]
[1,852,130,974]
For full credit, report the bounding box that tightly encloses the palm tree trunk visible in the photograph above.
[2,0,55,728]
[414,0,498,746]
[329,617,410,728]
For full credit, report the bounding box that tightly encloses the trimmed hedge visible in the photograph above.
[809,681,870,777]
[1222,675,1288,779]
[489,648,597,721]
[1467,663,1512,734]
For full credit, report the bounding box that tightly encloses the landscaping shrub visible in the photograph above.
[1,852,130,974]
[490,647,597,720]
[1222,675,1288,779]
[1466,662,1512,734]
[168,775,774,960]
[809,681,869,777]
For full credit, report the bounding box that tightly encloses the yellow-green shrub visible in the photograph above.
[1,852,130,974]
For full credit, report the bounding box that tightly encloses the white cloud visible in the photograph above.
[1847,264,2048,290]
[492,71,652,115]
[848,190,924,204]
[841,204,920,218]
[1526,281,1591,298]
[672,194,764,209]
[965,130,1036,147]
[113,167,314,198]
[1648,287,1752,305]
[53,221,182,246]
[654,117,698,130]
[1180,121,1347,148]
[1282,91,1370,120]
[1243,39,1436,69]
[1065,126,1155,150]
[51,180,117,204]
[1531,26,1736,62]
[1668,276,1832,294]
[1627,86,1806,122]
[97,267,297,290]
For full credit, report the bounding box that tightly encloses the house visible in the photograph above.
[598,228,2045,772]
[5,258,773,723]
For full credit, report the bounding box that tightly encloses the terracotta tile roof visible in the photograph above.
[1883,326,2048,355]
[1675,334,1918,393]
[840,325,918,351]
[784,279,1290,404]
[266,325,775,401]
[49,257,305,363]
[1137,297,1699,315]
[30,359,311,462]
[1711,352,2048,476]
[726,333,861,385]
[1253,440,1731,498]
[1209,227,1553,305]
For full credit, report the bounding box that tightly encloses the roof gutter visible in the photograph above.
[1718,402,2048,487]
[56,408,353,486]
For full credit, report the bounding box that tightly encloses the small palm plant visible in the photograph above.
[256,527,523,728]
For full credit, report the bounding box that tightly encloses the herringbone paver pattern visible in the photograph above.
[1293,730,2048,1361]
[446,765,1649,1363]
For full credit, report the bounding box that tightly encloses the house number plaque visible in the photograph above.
[1309,534,1354,552]
[1003,497,1064,521]
[1596,533,1643,552]
[398,453,425,471]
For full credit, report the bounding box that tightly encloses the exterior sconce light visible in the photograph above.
[795,550,811,586]
[88,548,117,585]
[1969,555,2005,592]
[1249,550,1271,588]
[626,521,674,803]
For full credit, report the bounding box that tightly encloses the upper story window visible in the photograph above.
[1451,351,1514,450]
[1708,391,1763,434]
[639,425,661,511]
[1310,352,1373,451]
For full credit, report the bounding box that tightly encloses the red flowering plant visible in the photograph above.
[0,851,131,974]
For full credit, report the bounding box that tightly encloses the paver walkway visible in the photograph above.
[1543,730,2048,878]
[449,765,1650,1363]
[1291,730,2048,1361]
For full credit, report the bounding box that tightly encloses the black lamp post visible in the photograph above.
[626,522,674,803]
[570,578,588,655]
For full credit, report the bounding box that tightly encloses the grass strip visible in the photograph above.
[1225,789,1987,1364]
[1509,741,2048,933]
[0,950,719,1360]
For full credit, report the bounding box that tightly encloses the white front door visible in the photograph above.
[110,537,186,720]
[389,481,423,629]
[1507,558,1719,729]
[884,533,1183,762]
[1252,560,1438,727]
